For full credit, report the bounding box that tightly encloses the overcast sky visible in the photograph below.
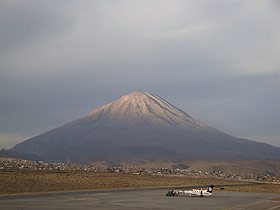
[1,0,280,149]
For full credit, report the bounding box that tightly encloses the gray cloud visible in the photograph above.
[0,1,73,56]
[0,0,280,148]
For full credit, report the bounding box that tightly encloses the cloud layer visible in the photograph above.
[0,0,280,148]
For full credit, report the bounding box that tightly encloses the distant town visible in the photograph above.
[1,158,279,184]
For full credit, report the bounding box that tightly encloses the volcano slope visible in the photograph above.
[11,91,280,163]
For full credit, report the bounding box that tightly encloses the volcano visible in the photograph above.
[11,91,280,163]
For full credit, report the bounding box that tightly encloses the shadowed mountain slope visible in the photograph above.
[11,91,280,163]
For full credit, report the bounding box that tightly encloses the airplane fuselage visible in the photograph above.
[182,189,212,197]
[166,185,214,197]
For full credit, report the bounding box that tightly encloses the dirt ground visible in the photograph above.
[0,169,278,195]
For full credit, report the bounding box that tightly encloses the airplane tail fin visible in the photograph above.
[207,185,214,193]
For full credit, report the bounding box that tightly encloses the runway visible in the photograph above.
[0,188,279,210]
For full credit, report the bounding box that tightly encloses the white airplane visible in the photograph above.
[166,185,214,197]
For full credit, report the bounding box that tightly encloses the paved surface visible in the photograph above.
[0,189,279,210]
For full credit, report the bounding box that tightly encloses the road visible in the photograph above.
[0,188,279,210]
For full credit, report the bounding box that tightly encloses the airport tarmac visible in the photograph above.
[0,188,279,210]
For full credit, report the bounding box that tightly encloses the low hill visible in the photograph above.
[0,149,43,161]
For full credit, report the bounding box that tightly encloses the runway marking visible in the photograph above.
[266,204,280,210]
[224,200,280,210]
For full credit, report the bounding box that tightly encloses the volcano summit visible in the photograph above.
[11,91,280,163]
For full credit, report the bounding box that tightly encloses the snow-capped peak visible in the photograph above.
[82,91,210,129]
